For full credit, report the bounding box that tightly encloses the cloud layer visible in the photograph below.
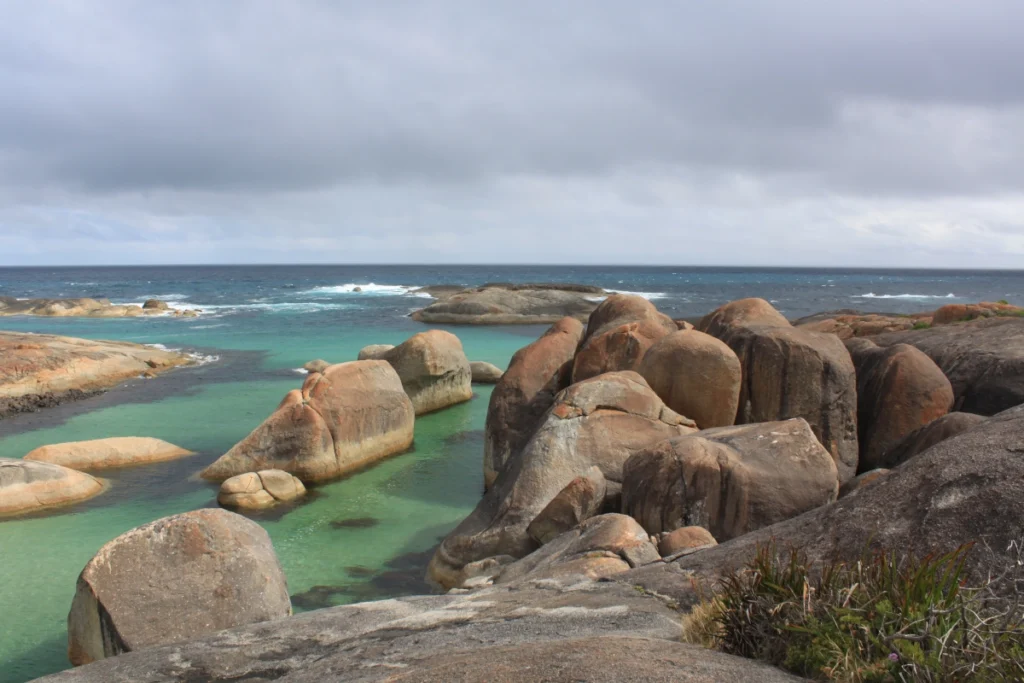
[2,1,1023,266]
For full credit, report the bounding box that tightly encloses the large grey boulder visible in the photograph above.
[429,371,696,589]
[0,458,105,516]
[622,419,839,541]
[381,330,472,414]
[484,317,583,488]
[410,284,604,324]
[67,509,291,666]
[698,298,859,483]
[882,412,986,468]
[39,578,801,683]
[526,466,607,545]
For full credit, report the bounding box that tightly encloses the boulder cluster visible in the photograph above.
[427,294,1004,590]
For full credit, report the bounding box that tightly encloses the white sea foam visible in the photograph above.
[145,343,218,365]
[304,283,422,296]
[856,293,957,300]
[589,289,668,301]
[189,323,229,329]
[189,301,351,316]
[293,368,310,374]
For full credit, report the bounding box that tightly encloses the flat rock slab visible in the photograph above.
[38,578,801,682]
[411,284,605,324]
[0,457,105,516]
[0,332,191,417]
[24,437,194,470]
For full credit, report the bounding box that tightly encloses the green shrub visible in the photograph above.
[911,321,931,330]
[700,541,1024,682]
[998,300,1010,305]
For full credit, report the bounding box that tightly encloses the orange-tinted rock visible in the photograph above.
[527,466,607,545]
[697,298,789,339]
[846,339,953,472]
[484,317,583,488]
[572,319,674,383]
[932,302,1024,326]
[581,294,677,345]
[0,458,105,517]
[638,330,740,429]
[658,526,717,557]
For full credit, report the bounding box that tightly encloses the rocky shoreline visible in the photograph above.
[0,296,197,318]
[11,294,1024,681]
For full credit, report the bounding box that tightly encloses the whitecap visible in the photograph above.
[293,368,310,374]
[855,293,957,300]
[303,283,421,296]
[600,289,668,300]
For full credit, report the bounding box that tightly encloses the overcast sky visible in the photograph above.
[1,1,1023,267]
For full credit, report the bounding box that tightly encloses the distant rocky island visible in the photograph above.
[0,296,196,318]
[9,293,1024,681]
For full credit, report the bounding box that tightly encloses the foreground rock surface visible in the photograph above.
[875,317,1024,415]
[484,317,583,488]
[24,438,194,470]
[624,403,1024,601]
[218,470,307,509]
[0,332,191,417]
[67,509,291,666]
[699,298,859,482]
[0,458,105,516]
[42,578,801,683]
[622,419,838,541]
[410,284,605,324]
[430,371,696,588]
[381,330,473,414]
[846,339,953,472]
[201,361,414,483]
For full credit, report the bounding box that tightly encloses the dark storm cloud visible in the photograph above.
[1,1,1023,196]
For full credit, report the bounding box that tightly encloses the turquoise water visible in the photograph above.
[5,264,1024,681]
[0,302,537,682]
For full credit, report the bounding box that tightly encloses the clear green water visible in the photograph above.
[0,312,537,682]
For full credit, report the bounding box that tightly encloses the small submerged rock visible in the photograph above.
[218,469,307,510]
[330,516,380,529]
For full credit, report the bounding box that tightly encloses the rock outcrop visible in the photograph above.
[410,284,605,324]
[484,318,583,488]
[67,509,291,666]
[303,359,330,373]
[526,466,607,545]
[874,317,1024,415]
[571,295,677,383]
[0,296,191,318]
[469,361,503,383]
[0,458,105,516]
[356,344,394,361]
[0,332,191,418]
[42,578,801,683]
[624,403,1024,601]
[201,361,415,483]
[429,371,695,589]
[931,301,1024,325]
[846,339,953,472]
[881,411,986,468]
[217,470,307,509]
[24,437,194,470]
[380,330,472,415]
[638,329,741,429]
[795,312,920,339]
[622,419,838,541]
[698,298,859,482]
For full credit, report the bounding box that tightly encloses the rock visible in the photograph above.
[624,403,1024,601]
[622,419,838,541]
[469,360,503,383]
[38,577,802,683]
[429,371,696,589]
[932,301,1024,325]
[674,319,696,330]
[410,284,605,324]
[23,437,194,470]
[356,344,394,361]
[352,286,362,292]
[484,317,584,488]
[697,297,789,339]
[526,466,607,545]
[66,509,291,666]
[218,470,307,509]
[380,330,472,414]
[846,339,954,472]
[698,299,859,483]
[498,514,660,585]
[572,295,677,383]
[882,412,986,468]
[303,359,330,373]
[874,317,1024,415]
[0,458,105,516]
[658,526,717,557]
[201,361,415,482]
[0,332,191,418]
[638,329,741,429]
[838,468,889,498]
[0,296,187,318]
[794,311,921,339]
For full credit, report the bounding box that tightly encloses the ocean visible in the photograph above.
[2,264,1024,682]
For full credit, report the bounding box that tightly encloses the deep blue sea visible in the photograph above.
[3,265,1024,682]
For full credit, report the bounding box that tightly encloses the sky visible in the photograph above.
[1,1,1023,267]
